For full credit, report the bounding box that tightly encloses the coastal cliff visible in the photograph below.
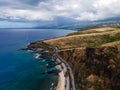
[27,27,120,90]
[59,46,120,90]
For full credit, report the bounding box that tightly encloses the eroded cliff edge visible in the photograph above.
[59,46,120,90]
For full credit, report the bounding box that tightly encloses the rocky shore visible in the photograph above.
[26,42,67,90]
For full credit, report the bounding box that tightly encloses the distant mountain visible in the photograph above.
[33,18,120,30]
[57,19,120,30]
[1,18,120,30]
[34,16,78,29]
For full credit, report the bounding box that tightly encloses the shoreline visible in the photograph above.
[27,43,75,90]
[33,51,66,90]
[56,65,66,90]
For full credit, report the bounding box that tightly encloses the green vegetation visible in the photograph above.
[81,78,88,85]
[30,41,53,51]
[114,26,120,29]
[68,30,99,36]
[64,33,120,48]
[86,33,120,47]
[68,29,114,36]
[64,70,69,77]
[102,33,120,43]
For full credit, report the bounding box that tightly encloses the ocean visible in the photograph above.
[0,29,75,90]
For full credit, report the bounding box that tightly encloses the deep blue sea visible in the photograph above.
[0,29,74,90]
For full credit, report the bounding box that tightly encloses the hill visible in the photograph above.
[28,27,120,90]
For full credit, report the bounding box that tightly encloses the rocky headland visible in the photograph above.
[27,27,120,90]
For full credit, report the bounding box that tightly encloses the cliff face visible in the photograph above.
[59,46,120,90]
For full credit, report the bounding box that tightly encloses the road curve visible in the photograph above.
[54,47,76,90]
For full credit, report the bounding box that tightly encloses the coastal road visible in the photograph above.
[54,47,76,90]
[55,58,70,90]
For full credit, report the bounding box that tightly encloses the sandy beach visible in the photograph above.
[56,65,66,90]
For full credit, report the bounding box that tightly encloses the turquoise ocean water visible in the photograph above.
[0,29,74,90]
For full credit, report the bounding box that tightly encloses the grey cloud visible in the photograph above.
[0,0,120,22]
[18,0,46,5]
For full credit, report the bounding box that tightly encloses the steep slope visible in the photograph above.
[59,46,120,90]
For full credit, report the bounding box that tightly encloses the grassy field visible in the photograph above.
[67,28,114,36]
[43,27,120,50]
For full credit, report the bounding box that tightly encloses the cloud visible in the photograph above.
[74,0,120,21]
[0,0,120,22]
[1,9,53,21]
[93,0,120,19]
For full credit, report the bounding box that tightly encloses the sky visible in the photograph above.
[0,0,120,28]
